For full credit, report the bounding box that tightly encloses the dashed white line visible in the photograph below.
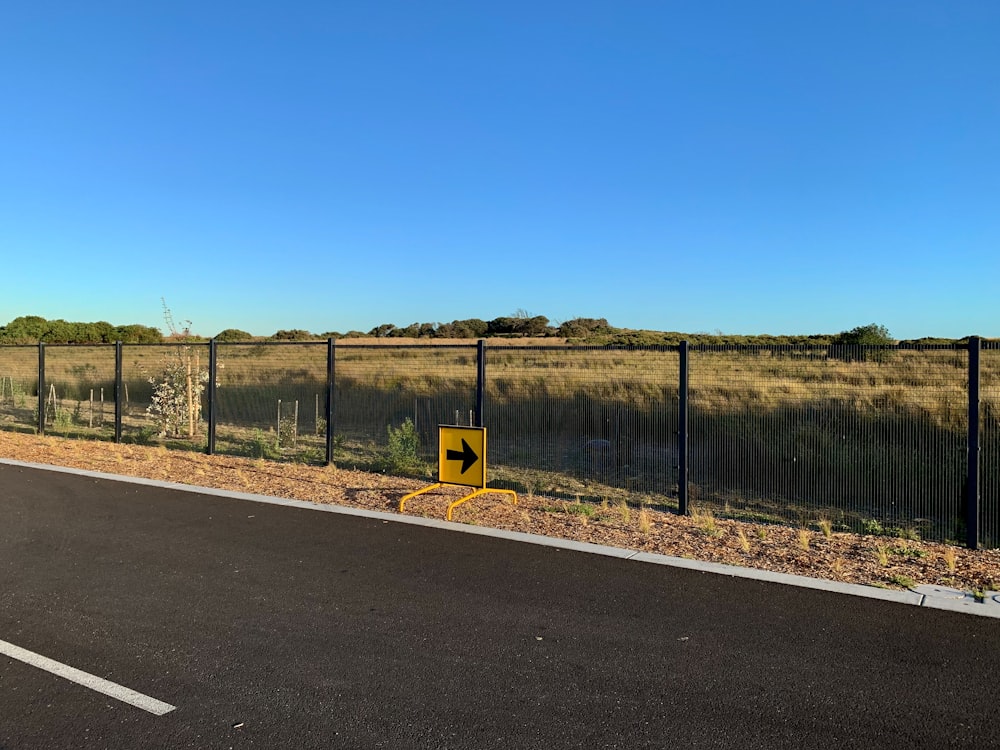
[0,638,176,716]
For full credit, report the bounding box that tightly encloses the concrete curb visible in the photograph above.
[3,457,999,619]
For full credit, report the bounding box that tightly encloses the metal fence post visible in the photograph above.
[678,340,689,515]
[114,341,123,443]
[475,339,486,428]
[325,338,336,465]
[37,342,45,435]
[967,336,981,549]
[207,339,217,455]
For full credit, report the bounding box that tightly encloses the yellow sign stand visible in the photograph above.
[399,425,517,521]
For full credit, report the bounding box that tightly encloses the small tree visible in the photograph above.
[833,324,893,346]
[149,302,207,437]
[832,324,894,362]
[215,328,254,342]
[377,418,423,475]
[148,355,206,437]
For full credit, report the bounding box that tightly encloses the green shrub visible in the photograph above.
[377,418,424,475]
[247,428,281,460]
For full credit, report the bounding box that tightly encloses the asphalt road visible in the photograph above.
[1,462,999,749]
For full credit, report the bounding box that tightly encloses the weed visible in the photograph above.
[617,499,631,525]
[889,574,916,589]
[692,506,719,537]
[817,518,833,538]
[125,425,159,445]
[876,546,889,566]
[862,518,921,541]
[638,508,651,534]
[525,480,540,501]
[736,527,751,553]
[797,529,811,552]
[247,429,280,460]
[863,519,884,536]
[889,545,927,559]
[830,558,845,577]
[943,546,957,574]
[543,501,596,518]
[756,526,768,540]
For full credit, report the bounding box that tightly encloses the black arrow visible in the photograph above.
[446,438,479,474]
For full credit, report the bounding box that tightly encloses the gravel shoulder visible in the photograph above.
[1,431,998,594]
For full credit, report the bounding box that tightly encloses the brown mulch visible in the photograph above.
[2,431,998,594]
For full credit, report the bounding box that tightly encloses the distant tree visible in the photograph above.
[557,318,614,339]
[369,323,396,338]
[0,315,50,342]
[0,316,157,343]
[514,315,551,337]
[115,324,163,343]
[832,324,894,346]
[392,323,421,338]
[80,321,116,343]
[486,317,517,336]
[831,323,894,362]
[270,329,315,341]
[433,322,456,338]
[215,328,254,342]
[453,318,488,338]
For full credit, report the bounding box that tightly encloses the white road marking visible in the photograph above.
[0,638,176,716]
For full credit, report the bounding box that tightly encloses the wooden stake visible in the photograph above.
[187,359,194,437]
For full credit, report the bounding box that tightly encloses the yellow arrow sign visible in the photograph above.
[438,425,486,488]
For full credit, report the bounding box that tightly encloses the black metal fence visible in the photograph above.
[1,339,996,548]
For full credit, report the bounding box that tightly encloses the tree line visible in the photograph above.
[1,315,971,347]
[0,316,162,345]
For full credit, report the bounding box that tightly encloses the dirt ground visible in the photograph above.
[1,430,998,595]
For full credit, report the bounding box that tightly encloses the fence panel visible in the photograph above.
[982,341,1000,548]
[334,344,478,472]
[689,345,969,540]
[42,345,118,440]
[0,346,40,433]
[212,342,328,463]
[120,343,211,449]
[484,345,679,507]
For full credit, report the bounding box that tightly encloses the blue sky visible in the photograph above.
[2,1,997,339]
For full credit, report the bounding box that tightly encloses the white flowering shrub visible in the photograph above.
[147,353,206,437]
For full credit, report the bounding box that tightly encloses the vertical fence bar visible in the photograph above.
[114,341,123,443]
[475,339,485,428]
[37,342,45,435]
[207,339,217,455]
[967,336,981,549]
[678,340,689,515]
[325,338,335,465]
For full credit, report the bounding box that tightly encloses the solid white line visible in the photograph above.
[0,638,176,716]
